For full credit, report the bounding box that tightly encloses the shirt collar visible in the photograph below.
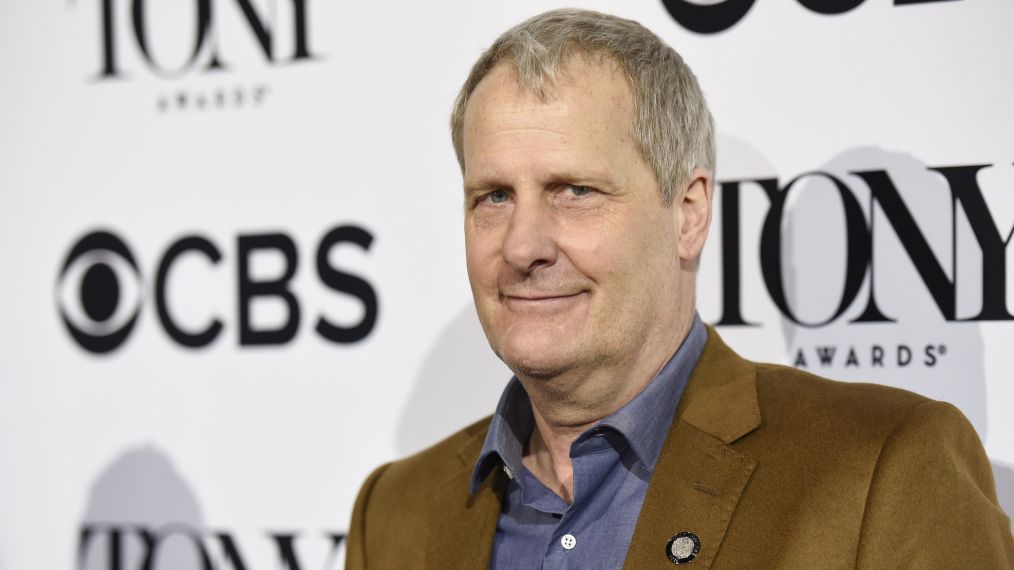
[471,315,708,493]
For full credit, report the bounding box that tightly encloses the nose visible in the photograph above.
[502,193,557,274]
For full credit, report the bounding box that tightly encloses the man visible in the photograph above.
[346,9,1013,568]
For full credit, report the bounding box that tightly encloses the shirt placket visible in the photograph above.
[541,431,625,569]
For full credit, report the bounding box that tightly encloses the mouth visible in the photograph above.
[500,290,588,307]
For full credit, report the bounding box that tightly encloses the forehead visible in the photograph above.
[461,57,640,184]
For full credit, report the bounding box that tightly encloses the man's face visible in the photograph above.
[461,58,689,379]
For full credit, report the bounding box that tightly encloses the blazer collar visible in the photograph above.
[623,326,761,569]
[676,325,762,444]
[422,424,503,569]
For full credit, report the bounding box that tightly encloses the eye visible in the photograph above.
[486,189,509,204]
[566,185,594,197]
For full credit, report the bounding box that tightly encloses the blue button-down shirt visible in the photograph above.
[471,316,707,569]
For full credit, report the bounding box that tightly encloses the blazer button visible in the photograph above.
[666,531,701,564]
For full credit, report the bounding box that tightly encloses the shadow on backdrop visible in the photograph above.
[79,446,205,570]
[993,462,1014,530]
[396,305,512,457]
[777,146,1012,527]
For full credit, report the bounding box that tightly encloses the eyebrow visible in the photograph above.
[463,170,617,195]
[547,171,616,190]
[462,176,503,194]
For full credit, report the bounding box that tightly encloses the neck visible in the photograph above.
[518,310,695,502]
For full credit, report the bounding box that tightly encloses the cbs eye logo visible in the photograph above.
[56,231,142,354]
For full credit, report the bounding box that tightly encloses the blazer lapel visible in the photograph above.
[423,429,505,569]
[624,327,761,569]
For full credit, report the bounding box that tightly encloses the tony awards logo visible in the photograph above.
[75,0,319,111]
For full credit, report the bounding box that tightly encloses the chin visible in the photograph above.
[495,335,578,380]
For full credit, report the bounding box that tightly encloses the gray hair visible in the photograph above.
[450,8,715,205]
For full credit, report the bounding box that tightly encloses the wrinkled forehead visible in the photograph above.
[460,58,639,179]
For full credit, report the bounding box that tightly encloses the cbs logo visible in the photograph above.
[56,227,378,354]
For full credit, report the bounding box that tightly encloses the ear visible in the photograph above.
[676,167,714,262]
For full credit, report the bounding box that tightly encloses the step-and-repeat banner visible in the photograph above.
[2,1,1011,568]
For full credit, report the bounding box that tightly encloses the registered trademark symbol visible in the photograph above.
[938,345,946,356]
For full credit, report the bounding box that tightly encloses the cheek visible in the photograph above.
[559,213,638,271]
[465,227,502,289]
[562,211,677,293]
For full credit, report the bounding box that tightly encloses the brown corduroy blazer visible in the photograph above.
[346,328,1014,568]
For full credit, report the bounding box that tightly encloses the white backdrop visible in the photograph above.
[1,1,1012,568]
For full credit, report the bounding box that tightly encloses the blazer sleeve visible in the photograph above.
[855,400,1014,568]
[345,463,391,570]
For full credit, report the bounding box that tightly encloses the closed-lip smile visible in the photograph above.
[501,291,587,303]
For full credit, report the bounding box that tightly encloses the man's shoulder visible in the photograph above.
[373,415,492,491]
[747,360,969,452]
[695,329,948,445]
[754,361,931,416]
[345,417,497,568]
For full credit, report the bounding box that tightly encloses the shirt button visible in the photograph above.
[560,534,577,550]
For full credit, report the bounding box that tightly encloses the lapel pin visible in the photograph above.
[666,531,701,565]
